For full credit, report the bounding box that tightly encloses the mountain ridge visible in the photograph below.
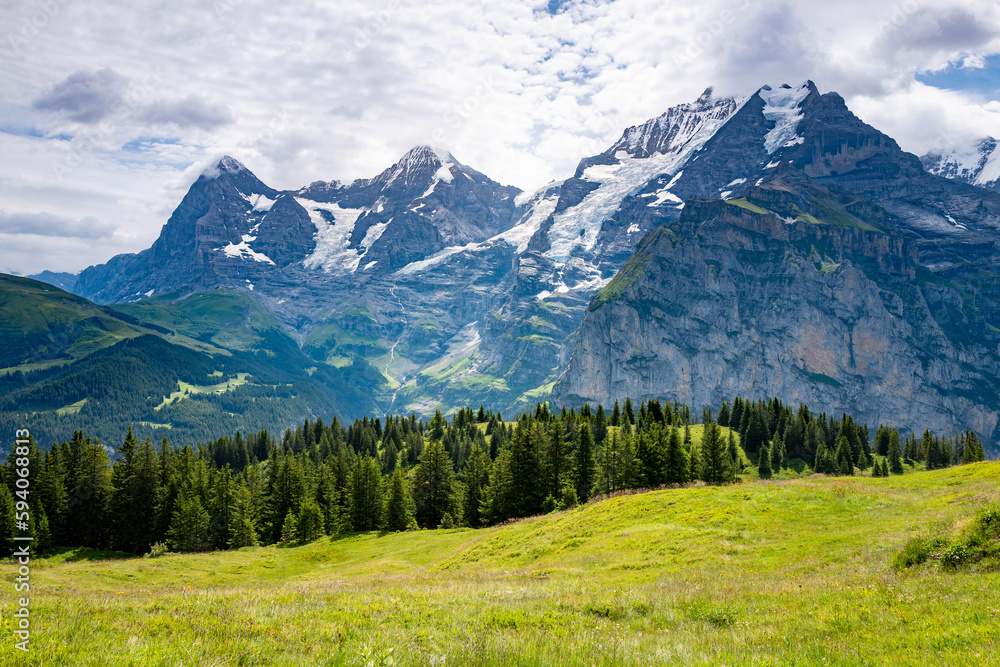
[22,81,1000,449]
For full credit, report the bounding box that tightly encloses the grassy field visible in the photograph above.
[1,463,997,665]
[155,373,251,410]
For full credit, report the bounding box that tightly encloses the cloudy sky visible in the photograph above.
[1,0,999,275]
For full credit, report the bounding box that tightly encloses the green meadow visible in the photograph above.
[2,462,998,666]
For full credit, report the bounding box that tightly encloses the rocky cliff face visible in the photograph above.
[557,177,1000,444]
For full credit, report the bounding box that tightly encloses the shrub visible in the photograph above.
[143,541,169,559]
[940,544,969,570]
[892,536,947,570]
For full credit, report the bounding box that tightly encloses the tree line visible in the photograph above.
[0,396,988,557]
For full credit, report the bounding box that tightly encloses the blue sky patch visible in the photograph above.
[917,55,1000,99]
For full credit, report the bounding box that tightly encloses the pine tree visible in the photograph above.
[208,465,234,550]
[599,431,621,494]
[384,466,412,532]
[36,449,68,546]
[593,405,608,443]
[0,484,15,558]
[743,408,768,454]
[757,444,773,479]
[350,455,384,531]
[280,509,298,543]
[168,487,210,552]
[813,439,833,474]
[574,423,596,502]
[31,502,51,553]
[727,430,741,475]
[228,483,259,548]
[296,498,325,542]
[68,436,113,548]
[482,446,514,524]
[543,420,567,500]
[888,431,904,475]
[463,441,490,528]
[412,440,456,528]
[784,417,805,460]
[834,436,854,476]
[664,427,689,484]
[509,420,542,516]
[117,435,161,553]
[611,400,621,427]
[718,401,731,428]
[700,421,732,484]
[771,432,785,470]
[623,397,636,425]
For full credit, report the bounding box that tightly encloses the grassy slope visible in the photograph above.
[114,289,283,352]
[0,274,148,371]
[0,275,233,377]
[2,463,998,666]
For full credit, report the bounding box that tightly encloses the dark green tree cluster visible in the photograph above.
[0,397,990,557]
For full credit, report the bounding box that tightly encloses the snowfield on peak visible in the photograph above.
[544,95,749,263]
[760,83,811,154]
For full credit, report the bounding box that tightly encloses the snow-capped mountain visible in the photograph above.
[76,147,521,301]
[70,81,1000,447]
[922,137,1000,192]
[295,145,520,275]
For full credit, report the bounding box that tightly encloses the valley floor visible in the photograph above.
[2,464,999,666]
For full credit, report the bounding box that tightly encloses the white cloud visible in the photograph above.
[0,210,114,239]
[0,0,999,275]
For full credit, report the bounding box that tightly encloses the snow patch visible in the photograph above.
[239,191,278,212]
[219,235,275,264]
[144,289,155,297]
[493,186,562,254]
[720,190,733,199]
[360,220,389,250]
[434,162,454,183]
[395,242,480,276]
[299,199,367,274]
[765,160,780,169]
[647,187,683,207]
[759,83,811,154]
[946,214,968,230]
[726,178,747,187]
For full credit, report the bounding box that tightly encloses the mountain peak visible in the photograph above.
[379,145,458,188]
[398,145,455,168]
[694,86,715,108]
[607,89,744,159]
[201,155,248,180]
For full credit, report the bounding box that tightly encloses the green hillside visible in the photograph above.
[0,277,385,448]
[114,288,284,351]
[3,463,997,666]
[0,274,152,372]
